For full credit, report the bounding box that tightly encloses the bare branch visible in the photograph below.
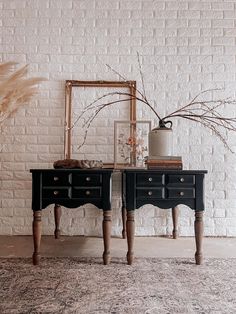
[105,62,159,115]
[69,59,236,153]
[137,52,147,101]
[67,91,161,132]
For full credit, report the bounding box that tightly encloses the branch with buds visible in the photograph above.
[67,54,236,153]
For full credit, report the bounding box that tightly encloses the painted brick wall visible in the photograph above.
[0,0,236,237]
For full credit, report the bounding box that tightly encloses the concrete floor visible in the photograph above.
[0,235,236,259]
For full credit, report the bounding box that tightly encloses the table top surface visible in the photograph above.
[30,168,114,173]
[30,168,207,174]
[123,169,208,174]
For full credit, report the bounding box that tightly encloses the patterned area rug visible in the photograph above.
[0,257,236,314]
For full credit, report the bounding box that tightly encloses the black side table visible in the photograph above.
[123,169,207,265]
[30,168,113,265]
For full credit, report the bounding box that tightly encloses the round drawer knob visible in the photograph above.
[148,191,153,196]
[179,191,184,196]
[148,177,153,182]
[180,177,184,182]
[54,176,59,181]
[53,191,59,195]
[86,190,91,195]
[86,177,91,182]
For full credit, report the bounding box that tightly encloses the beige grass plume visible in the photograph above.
[0,62,45,124]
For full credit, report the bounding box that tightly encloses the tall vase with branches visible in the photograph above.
[67,54,236,154]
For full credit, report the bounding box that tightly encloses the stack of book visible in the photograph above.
[146,156,183,170]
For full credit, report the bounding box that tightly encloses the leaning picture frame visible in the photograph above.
[114,120,152,169]
[64,80,137,166]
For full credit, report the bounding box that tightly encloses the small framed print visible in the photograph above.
[114,120,151,168]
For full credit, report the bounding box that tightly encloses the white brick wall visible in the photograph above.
[0,0,236,237]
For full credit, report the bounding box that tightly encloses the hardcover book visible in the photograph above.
[146,156,183,170]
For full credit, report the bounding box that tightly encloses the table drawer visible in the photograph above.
[72,187,101,198]
[136,174,164,186]
[42,173,71,186]
[72,174,102,186]
[166,187,195,199]
[166,174,195,185]
[42,187,71,199]
[136,188,164,199]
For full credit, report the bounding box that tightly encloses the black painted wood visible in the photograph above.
[124,169,207,211]
[30,169,113,211]
[123,169,207,265]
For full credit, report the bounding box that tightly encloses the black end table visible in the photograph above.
[30,169,113,265]
[122,169,207,265]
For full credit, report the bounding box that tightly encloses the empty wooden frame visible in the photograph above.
[64,80,137,164]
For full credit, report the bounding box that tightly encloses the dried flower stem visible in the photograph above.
[0,62,45,125]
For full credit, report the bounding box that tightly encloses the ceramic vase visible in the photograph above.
[148,120,173,157]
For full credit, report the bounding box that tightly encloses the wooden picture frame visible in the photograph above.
[64,80,136,164]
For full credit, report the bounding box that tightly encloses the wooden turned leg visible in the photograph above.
[32,210,42,265]
[126,210,135,265]
[102,210,112,265]
[172,206,179,239]
[54,204,61,239]
[194,211,204,265]
[122,205,126,239]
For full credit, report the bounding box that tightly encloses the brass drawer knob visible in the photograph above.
[86,177,91,182]
[148,177,153,182]
[180,177,184,182]
[148,191,153,196]
[179,191,184,196]
[85,190,91,195]
[54,176,59,181]
[53,191,59,195]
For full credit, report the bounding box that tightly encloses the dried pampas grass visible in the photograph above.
[0,62,45,124]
